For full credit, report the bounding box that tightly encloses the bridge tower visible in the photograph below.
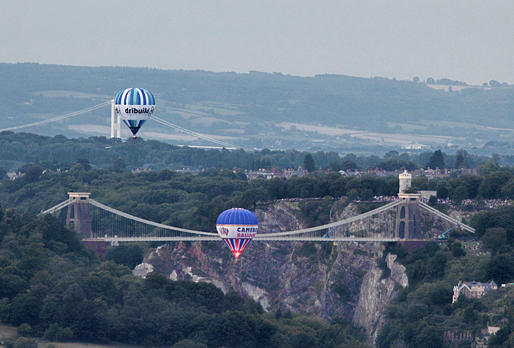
[66,192,93,239]
[396,194,422,239]
[396,171,421,239]
[110,99,121,139]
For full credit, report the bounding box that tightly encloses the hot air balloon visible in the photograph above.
[114,88,155,139]
[216,208,258,259]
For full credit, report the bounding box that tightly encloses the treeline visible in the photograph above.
[0,132,499,172]
[378,205,514,347]
[411,161,514,201]
[0,160,513,233]
[0,209,368,347]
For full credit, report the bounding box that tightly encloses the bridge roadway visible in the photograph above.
[83,236,427,243]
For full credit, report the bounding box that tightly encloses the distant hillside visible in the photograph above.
[1,63,513,153]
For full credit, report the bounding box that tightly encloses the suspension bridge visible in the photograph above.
[40,192,475,252]
[0,100,237,149]
[6,101,476,246]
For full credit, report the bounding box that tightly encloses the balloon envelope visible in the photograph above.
[114,88,155,137]
[216,208,258,259]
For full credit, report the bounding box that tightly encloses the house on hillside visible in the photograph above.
[452,280,498,303]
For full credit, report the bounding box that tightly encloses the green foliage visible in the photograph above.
[378,207,514,348]
[0,142,512,347]
[303,154,315,172]
[16,323,32,337]
[471,206,514,241]
[0,209,368,347]
[0,132,498,173]
[105,244,144,269]
[377,158,418,171]
[481,227,507,252]
[426,150,445,169]
[486,254,514,284]
[171,339,207,348]
[12,337,37,348]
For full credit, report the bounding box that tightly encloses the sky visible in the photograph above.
[1,0,513,85]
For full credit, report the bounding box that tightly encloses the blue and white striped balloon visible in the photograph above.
[115,88,155,106]
[114,88,155,138]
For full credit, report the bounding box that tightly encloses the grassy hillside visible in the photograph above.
[1,63,513,153]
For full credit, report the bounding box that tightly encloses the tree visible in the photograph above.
[478,172,511,199]
[384,150,399,159]
[501,178,514,198]
[110,158,126,172]
[106,245,144,269]
[341,160,358,171]
[20,164,43,182]
[436,183,449,199]
[482,227,507,252]
[479,159,500,175]
[303,154,315,172]
[426,150,445,169]
[489,80,501,87]
[486,254,514,284]
[13,337,37,348]
[0,166,7,180]
[426,77,435,84]
[76,158,91,171]
[455,150,468,168]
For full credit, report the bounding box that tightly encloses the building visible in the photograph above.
[452,280,498,303]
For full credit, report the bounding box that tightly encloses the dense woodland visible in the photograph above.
[0,136,513,346]
[377,201,514,347]
[0,210,368,347]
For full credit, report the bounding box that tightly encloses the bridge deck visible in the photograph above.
[47,195,475,244]
[83,236,430,243]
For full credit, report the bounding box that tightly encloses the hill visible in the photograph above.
[1,63,513,154]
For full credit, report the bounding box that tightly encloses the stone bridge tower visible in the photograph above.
[66,192,92,239]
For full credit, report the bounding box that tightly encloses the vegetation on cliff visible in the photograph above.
[0,208,369,347]
[377,206,514,347]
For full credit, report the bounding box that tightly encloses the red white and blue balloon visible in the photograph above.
[216,208,258,259]
[114,88,155,138]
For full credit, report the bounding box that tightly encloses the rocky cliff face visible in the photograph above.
[134,199,409,346]
[353,253,408,345]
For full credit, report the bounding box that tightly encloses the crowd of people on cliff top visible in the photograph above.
[436,198,511,210]
[262,196,511,209]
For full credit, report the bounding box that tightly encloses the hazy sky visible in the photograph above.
[1,0,513,84]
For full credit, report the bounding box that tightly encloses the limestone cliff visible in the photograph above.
[134,199,409,345]
[353,253,408,345]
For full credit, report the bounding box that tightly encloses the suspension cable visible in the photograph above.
[150,115,237,148]
[0,101,110,132]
